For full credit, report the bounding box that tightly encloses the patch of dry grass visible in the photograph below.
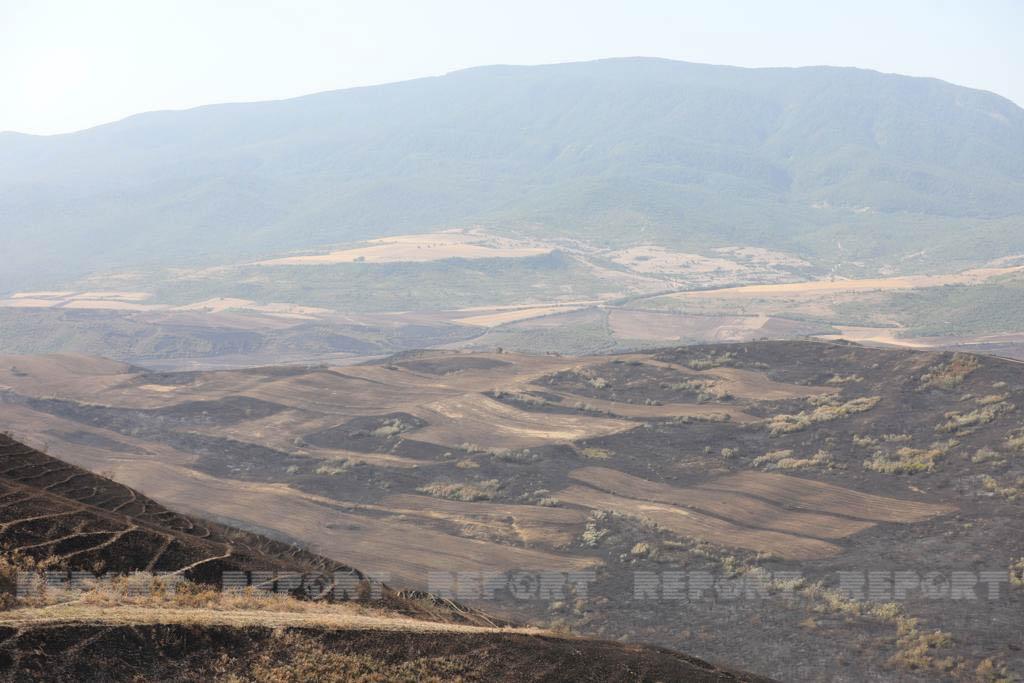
[753,449,834,470]
[978,474,1024,501]
[1005,429,1024,452]
[796,580,957,675]
[920,353,980,390]
[767,396,881,435]
[684,352,737,370]
[826,374,864,385]
[972,447,1004,464]
[216,633,469,683]
[1011,558,1024,588]
[315,462,351,476]
[936,402,1015,435]
[863,441,957,475]
[417,480,502,502]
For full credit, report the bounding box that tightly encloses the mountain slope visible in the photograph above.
[0,433,773,681]
[3,58,1024,290]
[2,342,1022,679]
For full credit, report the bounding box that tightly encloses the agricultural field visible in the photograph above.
[0,435,756,682]
[5,230,1024,368]
[1,340,1022,680]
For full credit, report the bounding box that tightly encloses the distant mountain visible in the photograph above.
[3,57,1024,290]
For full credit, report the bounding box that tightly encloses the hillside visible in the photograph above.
[0,433,770,682]
[3,58,1024,291]
[0,341,1021,680]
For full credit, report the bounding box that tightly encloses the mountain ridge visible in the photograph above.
[3,57,1024,291]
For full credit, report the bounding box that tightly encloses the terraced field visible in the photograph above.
[1,341,1022,681]
[0,434,775,682]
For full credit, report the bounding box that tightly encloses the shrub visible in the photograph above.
[920,353,980,390]
[936,402,1014,434]
[978,474,1024,500]
[491,449,540,463]
[580,519,608,547]
[493,390,546,407]
[753,449,833,470]
[1010,558,1024,587]
[1005,430,1024,451]
[887,619,954,672]
[971,447,1003,464]
[417,479,502,502]
[975,658,1011,683]
[314,462,350,476]
[630,542,651,557]
[371,419,414,438]
[826,374,864,385]
[685,352,737,370]
[664,379,714,393]
[863,441,956,474]
[881,433,912,443]
[767,396,881,435]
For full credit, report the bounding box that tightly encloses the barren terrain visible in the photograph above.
[2,341,1022,680]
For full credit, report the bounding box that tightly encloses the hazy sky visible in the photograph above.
[2,0,1021,135]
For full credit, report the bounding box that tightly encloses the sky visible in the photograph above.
[2,0,1022,135]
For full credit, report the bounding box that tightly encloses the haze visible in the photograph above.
[2,0,1022,135]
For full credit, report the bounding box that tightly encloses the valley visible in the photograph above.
[1,340,1021,680]
[4,228,1024,370]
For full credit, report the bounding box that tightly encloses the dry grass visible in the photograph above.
[974,658,1013,683]
[753,449,835,470]
[1005,429,1024,452]
[256,231,551,266]
[1011,558,1024,588]
[863,441,957,475]
[887,618,955,673]
[826,374,864,385]
[978,474,1024,501]
[456,304,586,327]
[0,551,64,610]
[920,353,980,390]
[315,462,351,476]
[76,575,334,612]
[766,396,881,435]
[417,480,502,502]
[796,580,957,675]
[216,633,470,683]
[972,447,1004,464]
[936,402,1015,435]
